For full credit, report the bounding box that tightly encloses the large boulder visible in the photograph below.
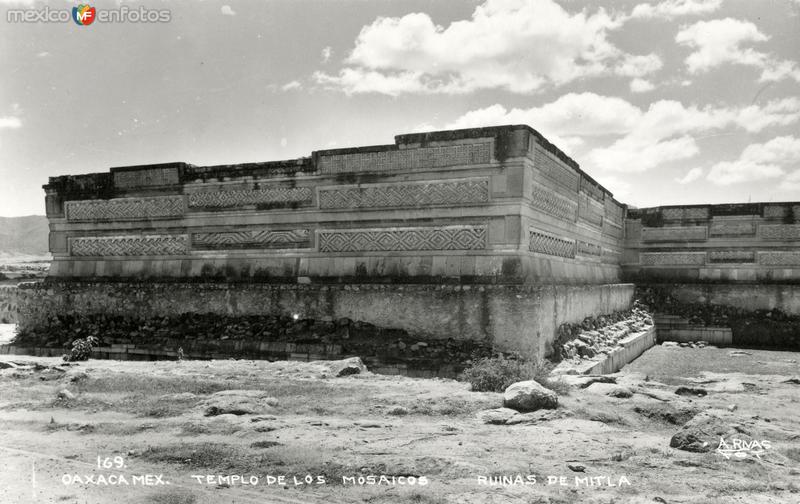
[503,380,558,412]
[327,357,367,377]
[669,411,747,452]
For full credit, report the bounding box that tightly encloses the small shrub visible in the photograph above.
[63,335,98,362]
[460,354,568,394]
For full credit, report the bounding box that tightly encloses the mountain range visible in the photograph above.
[0,215,49,256]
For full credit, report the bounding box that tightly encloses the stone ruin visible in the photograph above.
[3,124,799,374]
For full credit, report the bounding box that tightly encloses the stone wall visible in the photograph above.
[0,285,17,323]
[15,280,634,360]
[623,203,800,282]
[43,125,626,285]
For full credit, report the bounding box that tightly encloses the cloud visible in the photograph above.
[780,169,800,192]
[630,0,723,20]
[281,80,302,91]
[708,136,800,185]
[676,18,800,82]
[445,94,800,172]
[675,167,704,184]
[314,0,661,95]
[630,78,655,93]
[0,117,22,129]
[321,46,333,63]
[220,5,236,16]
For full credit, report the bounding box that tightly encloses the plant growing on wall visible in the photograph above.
[63,335,98,362]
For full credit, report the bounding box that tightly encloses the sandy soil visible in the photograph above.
[0,346,798,504]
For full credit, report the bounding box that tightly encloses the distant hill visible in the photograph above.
[0,215,49,255]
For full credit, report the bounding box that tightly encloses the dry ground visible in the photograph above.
[0,345,798,504]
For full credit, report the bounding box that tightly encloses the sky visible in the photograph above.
[0,0,798,216]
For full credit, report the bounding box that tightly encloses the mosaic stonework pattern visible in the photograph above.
[318,179,488,209]
[577,241,602,256]
[528,230,576,258]
[708,250,756,263]
[709,222,756,236]
[760,225,800,240]
[640,252,706,266]
[641,226,707,242]
[762,205,798,219]
[317,225,486,252]
[578,198,604,227]
[113,167,179,189]
[192,229,310,250]
[318,143,492,175]
[70,235,188,256]
[530,182,577,222]
[662,207,709,221]
[66,196,185,222]
[188,187,312,208]
[534,147,579,190]
[759,251,800,265]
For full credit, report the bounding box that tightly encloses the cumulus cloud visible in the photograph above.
[708,136,800,185]
[630,0,723,20]
[676,18,800,82]
[0,117,22,129]
[675,167,704,184]
[220,5,236,16]
[630,78,655,93]
[321,46,333,63]
[314,0,661,95]
[780,169,800,192]
[281,80,302,91]
[445,94,800,172]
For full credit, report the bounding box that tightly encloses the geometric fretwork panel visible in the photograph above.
[528,230,576,258]
[70,235,188,256]
[530,183,577,222]
[66,196,184,222]
[759,251,800,265]
[318,143,492,175]
[187,187,312,208]
[318,180,488,209]
[318,225,486,252]
[192,229,310,250]
[640,252,706,265]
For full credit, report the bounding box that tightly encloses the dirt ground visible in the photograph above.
[0,345,798,504]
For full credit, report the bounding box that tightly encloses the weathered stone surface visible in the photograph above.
[477,408,519,425]
[585,382,633,398]
[669,411,742,452]
[202,390,278,416]
[326,357,367,377]
[503,380,558,412]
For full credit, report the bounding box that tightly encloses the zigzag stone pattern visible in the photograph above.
[708,250,756,263]
[318,180,488,209]
[534,148,579,191]
[188,187,312,208]
[662,207,709,221]
[641,226,707,242]
[318,225,486,252]
[640,252,706,266]
[113,167,179,189]
[70,235,188,256]
[709,222,756,236]
[760,225,800,240]
[66,196,185,222]
[759,251,800,265]
[192,229,310,250]
[528,230,576,258]
[531,183,577,222]
[318,143,492,175]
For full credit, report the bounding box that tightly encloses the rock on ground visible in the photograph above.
[503,380,558,412]
[201,390,278,417]
[669,411,749,452]
[585,382,633,398]
[477,408,518,425]
[326,357,367,377]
